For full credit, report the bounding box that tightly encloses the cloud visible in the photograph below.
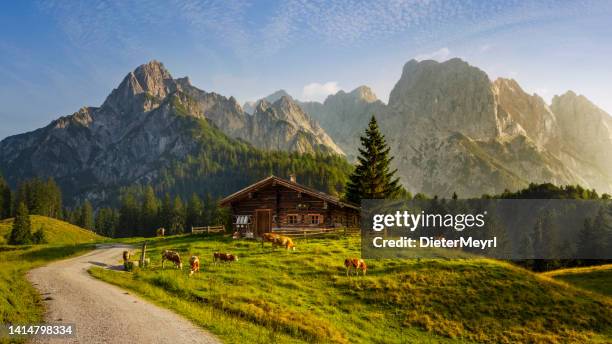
[414,47,450,61]
[479,44,492,52]
[302,82,340,102]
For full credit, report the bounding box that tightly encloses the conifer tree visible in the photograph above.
[345,116,401,204]
[9,202,32,245]
[0,175,11,219]
[170,196,186,234]
[140,185,159,236]
[186,193,203,229]
[79,200,94,230]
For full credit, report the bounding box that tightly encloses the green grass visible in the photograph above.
[0,244,96,343]
[543,264,612,297]
[0,216,104,343]
[0,215,104,245]
[90,234,612,343]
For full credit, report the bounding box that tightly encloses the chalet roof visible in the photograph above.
[219,175,360,211]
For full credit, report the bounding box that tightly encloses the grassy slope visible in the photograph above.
[543,264,612,297]
[91,234,611,344]
[0,215,104,245]
[0,245,98,343]
[0,216,103,343]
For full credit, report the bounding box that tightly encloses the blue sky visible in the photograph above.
[1,0,611,139]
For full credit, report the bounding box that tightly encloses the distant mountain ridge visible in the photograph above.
[0,61,351,204]
[291,58,612,196]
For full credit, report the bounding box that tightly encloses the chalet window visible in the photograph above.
[308,214,323,225]
[287,214,299,225]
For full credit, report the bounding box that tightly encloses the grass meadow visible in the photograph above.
[90,233,612,343]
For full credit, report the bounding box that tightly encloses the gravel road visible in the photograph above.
[27,244,220,344]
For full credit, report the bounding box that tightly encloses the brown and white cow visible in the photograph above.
[274,235,296,250]
[261,232,279,247]
[344,258,367,276]
[213,252,238,264]
[161,250,183,269]
[189,256,200,276]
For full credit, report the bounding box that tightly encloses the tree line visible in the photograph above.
[0,175,229,240]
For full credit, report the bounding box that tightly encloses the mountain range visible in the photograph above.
[1,58,611,203]
[0,61,350,204]
[247,58,612,197]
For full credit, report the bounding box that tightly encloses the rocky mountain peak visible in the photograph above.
[274,95,301,114]
[102,60,179,114]
[387,57,498,140]
[348,85,378,103]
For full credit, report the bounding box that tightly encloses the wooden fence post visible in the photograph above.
[140,241,147,268]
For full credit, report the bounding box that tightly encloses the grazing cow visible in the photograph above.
[122,250,132,271]
[189,256,200,276]
[274,235,296,250]
[261,232,279,247]
[161,250,183,269]
[344,258,367,276]
[213,252,238,264]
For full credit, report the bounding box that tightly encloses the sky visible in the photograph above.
[1,0,611,140]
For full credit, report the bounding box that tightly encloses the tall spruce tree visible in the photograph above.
[9,202,32,245]
[0,175,11,219]
[140,185,160,236]
[345,116,401,204]
[79,200,94,230]
[186,193,203,230]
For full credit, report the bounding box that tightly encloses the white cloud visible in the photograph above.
[301,82,340,102]
[414,47,450,61]
[479,44,492,52]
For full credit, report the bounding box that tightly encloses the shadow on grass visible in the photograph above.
[19,243,95,262]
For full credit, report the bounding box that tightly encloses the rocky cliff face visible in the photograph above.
[304,58,612,197]
[245,97,344,154]
[299,86,385,161]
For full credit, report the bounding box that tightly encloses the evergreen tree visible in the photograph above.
[345,116,401,204]
[140,186,159,236]
[170,196,186,234]
[32,227,47,244]
[0,175,11,219]
[577,206,609,261]
[118,191,139,237]
[159,193,173,232]
[9,202,32,245]
[576,209,609,262]
[95,207,118,237]
[186,193,203,230]
[79,200,94,230]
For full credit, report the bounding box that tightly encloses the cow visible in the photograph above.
[344,258,367,276]
[213,252,238,264]
[161,250,183,269]
[122,250,132,271]
[189,256,200,276]
[261,232,279,247]
[274,235,296,250]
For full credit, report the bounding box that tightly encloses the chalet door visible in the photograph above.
[255,209,271,236]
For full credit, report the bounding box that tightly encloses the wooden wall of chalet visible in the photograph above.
[229,183,359,230]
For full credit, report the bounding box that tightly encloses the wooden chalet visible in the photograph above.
[220,175,360,236]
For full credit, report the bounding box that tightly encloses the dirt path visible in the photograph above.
[27,244,220,344]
